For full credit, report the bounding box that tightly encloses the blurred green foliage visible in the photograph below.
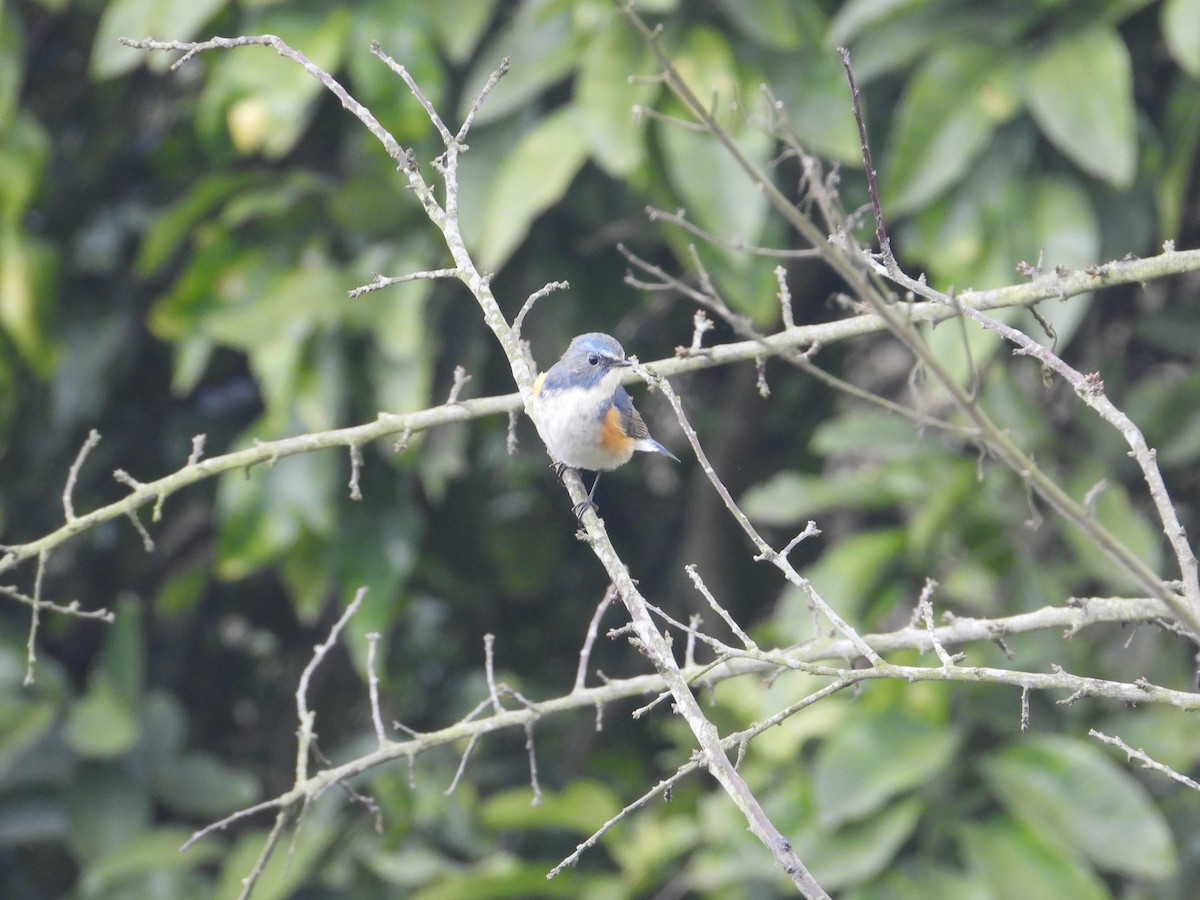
[1,0,1200,897]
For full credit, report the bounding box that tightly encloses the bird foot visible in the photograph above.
[572,497,599,526]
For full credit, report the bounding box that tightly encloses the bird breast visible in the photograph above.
[536,377,633,471]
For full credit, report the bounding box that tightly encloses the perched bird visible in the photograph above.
[533,332,679,519]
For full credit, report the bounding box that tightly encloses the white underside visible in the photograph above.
[535,376,634,471]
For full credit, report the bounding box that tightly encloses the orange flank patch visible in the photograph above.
[600,405,633,452]
[533,372,546,396]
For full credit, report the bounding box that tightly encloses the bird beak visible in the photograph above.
[613,359,632,368]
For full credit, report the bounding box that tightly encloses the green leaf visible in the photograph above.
[1123,366,1200,467]
[0,109,48,226]
[102,597,145,708]
[153,754,260,818]
[740,471,881,524]
[1064,468,1163,593]
[217,796,341,900]
[432,0,501,64]
[658,28,772,243]
[856,860,991,900]
[348,10,445,145]
[404,857,593,899]
[575,16,657,176]
[201,250,342,351]
[1023,25,1136,187]
[65,761,152,861]
[741,467,926,525]
[1157,74,1200,238]
[800,796,924,890]
[0,703,55,782]
[900,125,1038,289]
[1019,176,1098,346]
[981,735,1177,878]
[884,44,1014,214]
[481,780,622,833]
[134,172,264,278]
[78,827,222,896]
[710,0,821,50]
[959,818,1108,900]
[0,6,21,131]
[0,226,46,368]
[216,443,339,579]
[813,710,958,828]
[90,0,230,80]
[1163,0,1200,76]
[761,45,865,162]
[478,107,590,270]
[608,812,700,884]
[828,0,926,47]
[0,793,68,845]
[788,528,906,625]
[457,0,581,126]
[197,7,349,159]
[922,303,1013,389]
[907,457,978,554]
[809,410,926,462]
[1102,706,1200,775]
[64,677,139,760]
[139,691,187,765]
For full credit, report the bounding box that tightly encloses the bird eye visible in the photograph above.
[587,353,599,366]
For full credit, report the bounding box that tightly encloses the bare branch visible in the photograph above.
[1090,728,1200,792]
[646,205,821,259]
[348,444,364,501]
[837,47,890,256]
[120,36,420,184]
[575,587,616,691]
[916,578,959,667]
[514,280,569,335]
[637,360,880,665]
[347,269,461,298]
[370,41,453,145]
[446,365,472,404]
[366,632,387,745]
[63,429,101,521]
[296,588,369,782]
[457,57,511,142]
[686,564,756,650]
[187,434,207,466]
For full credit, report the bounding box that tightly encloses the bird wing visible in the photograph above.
[628,406,652,440]
[609,386,652,439]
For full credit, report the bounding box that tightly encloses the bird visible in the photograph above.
[533,332,679,520]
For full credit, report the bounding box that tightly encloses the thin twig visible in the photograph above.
[446,366,471,404]
[685,564,756,650]
[348,444,364,501]
[347,268,461,298]
[636,361,880,665]
[24,550,48,685]
[370,42,453,145]
[366,632,387,745]
[646,205,821,259]
[457,57,510,142]
[916,578,958,667]
[295,588,369,781]
[837,47,889,257]
[575,588,616,691]
[1090,728,1200,792]
[63,429,101,521]
[514,280,569,334]
[187,434,207,466]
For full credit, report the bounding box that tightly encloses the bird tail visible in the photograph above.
[635,438,681,462]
